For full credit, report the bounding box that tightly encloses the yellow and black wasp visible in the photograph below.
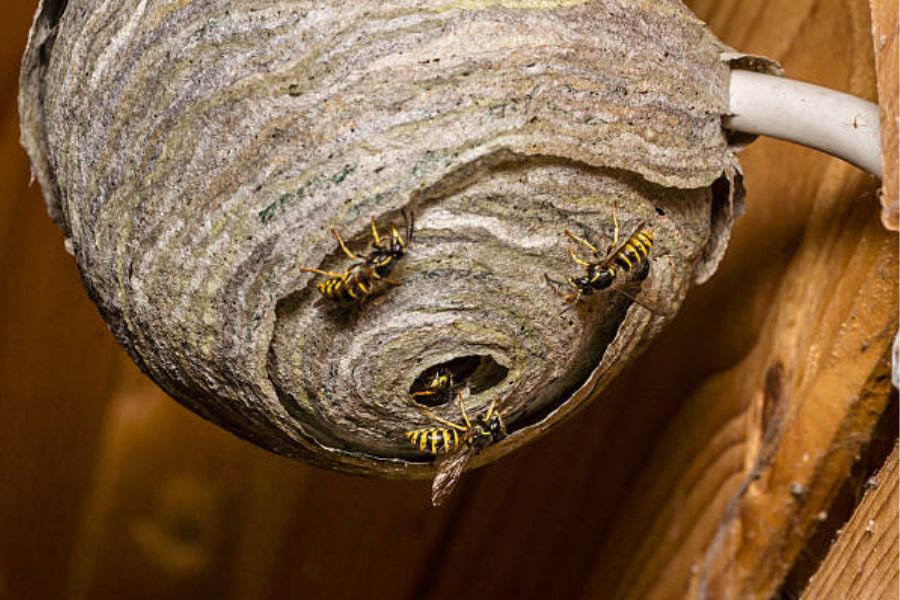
[547,209,660,314]
[405,389,507,506]
[410,367,454,406]
[301,212,413,305]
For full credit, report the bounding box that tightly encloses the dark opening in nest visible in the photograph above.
[409,355,509,407]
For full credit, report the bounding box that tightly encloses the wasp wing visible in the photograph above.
[431,444,475,507]
[609,279,674,318]
[599,221,649,262]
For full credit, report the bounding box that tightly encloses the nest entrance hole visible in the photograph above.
[410,355,509,407]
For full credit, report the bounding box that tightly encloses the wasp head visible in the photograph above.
[429,368,452,391]
[567,275,594,296]
[470,413,507,451]
[388,223,408,258]
[586,265,614,290]
[412,368,454,402]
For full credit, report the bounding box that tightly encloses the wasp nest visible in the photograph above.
[20,0,774,476]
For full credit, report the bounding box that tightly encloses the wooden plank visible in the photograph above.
[0,4,126,599]
[63,366,309,600]
[870,0,899,229]
[0,170,122,600]
[802,443,898,599]
[62,364,457,600]
[578,0,899,598]
[0,1,46,241]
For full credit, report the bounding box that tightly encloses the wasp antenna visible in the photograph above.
[545,274,575,309]
[543,273,561,290]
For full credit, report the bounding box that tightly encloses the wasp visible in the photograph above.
[405,389,507,506]
[410,367,454,405]
[301,213,413,304]
[547,210,661,314]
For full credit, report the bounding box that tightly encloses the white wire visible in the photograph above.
[726,70,883,179]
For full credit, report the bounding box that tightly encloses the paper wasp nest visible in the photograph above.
[20,0,774,476]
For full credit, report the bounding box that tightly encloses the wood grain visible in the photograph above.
[802,444,898,599]
[2,1,896,599]
[583,0,899,598]
[870,0,899,229]
[0,6,121,600]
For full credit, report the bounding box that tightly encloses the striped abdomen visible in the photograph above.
[316,273,371,302]
[612,228,653,273]
[406,428,461,455]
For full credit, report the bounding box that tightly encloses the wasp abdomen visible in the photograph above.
[613,228,653,272]
[405,428,461,455]
[317,275,371,302]
[303,215,411,305]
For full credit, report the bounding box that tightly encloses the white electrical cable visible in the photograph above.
[726,70,883,179]
[728,70,895,386]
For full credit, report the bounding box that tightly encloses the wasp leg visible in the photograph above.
[370,216,383,248]
[562,276,584,306]
[300,267,347,278]
[353,282,375,318]
[483,398,498,422]
[382,277,402,286]
[413,404,468,432]
[331,228,361,260]
[566,246,593,268]
[457,390,472,429]
[497,412,508,436]
[611,205,620,247]
[564,229,600,256]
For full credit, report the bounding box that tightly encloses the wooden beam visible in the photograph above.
[802,443,898,599]
[582,1,899,598]
[870,0,899,229]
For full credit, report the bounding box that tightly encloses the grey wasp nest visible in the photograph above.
[20,0,773,477]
